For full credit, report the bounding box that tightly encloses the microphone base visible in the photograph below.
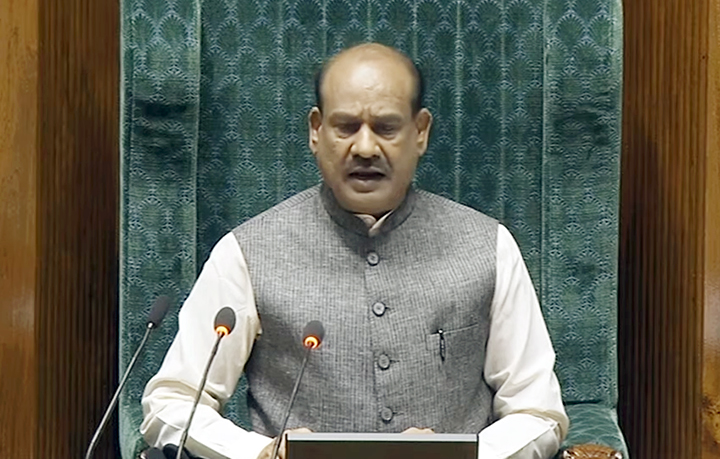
[162,444,199,459]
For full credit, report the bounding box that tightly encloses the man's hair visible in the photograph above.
[314,44,425,115]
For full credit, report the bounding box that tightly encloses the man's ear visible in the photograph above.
[415,108,433,157]
[308,107,322,156]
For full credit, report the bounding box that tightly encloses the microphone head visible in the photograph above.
[141,447,167,459]
[147,296,171,328]
[303,320,325,349]
[214,307,236,337]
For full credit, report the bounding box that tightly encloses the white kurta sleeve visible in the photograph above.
[140,232,272,459]
[478,225,569,459]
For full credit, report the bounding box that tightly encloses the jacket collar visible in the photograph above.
[319,183,417,238]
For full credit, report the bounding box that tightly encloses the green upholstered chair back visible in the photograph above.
[120,0,626,456]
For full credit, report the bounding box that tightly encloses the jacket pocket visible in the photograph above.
[425,323,485,365]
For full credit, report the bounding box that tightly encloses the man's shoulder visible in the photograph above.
[233,185,320,234]
[414,188,498,226]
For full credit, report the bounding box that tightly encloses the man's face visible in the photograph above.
[309,50,432,216]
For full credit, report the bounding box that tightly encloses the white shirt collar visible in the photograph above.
[354,211,394,237]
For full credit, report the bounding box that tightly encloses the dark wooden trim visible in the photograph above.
[702,0,720,456]
[36,0,120,456]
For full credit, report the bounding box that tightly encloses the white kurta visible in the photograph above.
[141,223,569,459]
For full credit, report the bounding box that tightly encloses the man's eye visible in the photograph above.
[337,123,360,135]
[374,123,398,136]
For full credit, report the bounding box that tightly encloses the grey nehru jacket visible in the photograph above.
[232,184,498,436]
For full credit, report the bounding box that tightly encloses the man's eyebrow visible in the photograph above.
[371,114,404,123]
[326,112,405,124]
[328,112,361,122]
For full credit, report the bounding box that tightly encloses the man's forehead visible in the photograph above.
[322,50,414,109]
[325,45,414,82]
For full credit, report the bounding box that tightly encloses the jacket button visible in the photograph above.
[378,353,391,370]
[380,407,394,422]
[372,302,386,317]
[366,251,379,266]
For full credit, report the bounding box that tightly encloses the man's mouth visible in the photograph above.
[348,168,386,181]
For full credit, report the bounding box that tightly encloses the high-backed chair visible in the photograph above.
[120,0,627,457]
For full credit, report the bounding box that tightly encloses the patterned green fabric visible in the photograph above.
[560,403,629,457]
[120,0,625,457]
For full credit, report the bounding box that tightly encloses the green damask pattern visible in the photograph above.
[120,0,203,454]
[562,404,629,456]
[542,0,623,407]
[120,0,625,457]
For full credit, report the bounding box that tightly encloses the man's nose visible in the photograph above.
[350,124,380,158]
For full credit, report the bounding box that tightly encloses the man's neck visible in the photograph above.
[319,184,417,238]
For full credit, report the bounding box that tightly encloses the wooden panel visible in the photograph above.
[703,0,720,455]
[619,0,716,457]
[0,0,39,456]
[0,0,119,457]
[36,0,120,457]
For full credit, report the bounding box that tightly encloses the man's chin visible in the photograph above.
[336,188,392,216]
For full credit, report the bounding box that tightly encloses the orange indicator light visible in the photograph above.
[304,336,320,349]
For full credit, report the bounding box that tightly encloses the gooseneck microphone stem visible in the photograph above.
[85,295,169,459]
[271,346,312,459]
[175,332,225,459]
[84,324,155,459]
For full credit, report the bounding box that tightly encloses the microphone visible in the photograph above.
[163,444,195,459]
[139,447,168,459]
[175,307,237,459]
[302,320,324,350]
[85,296,171,459]
[270,320,325,459]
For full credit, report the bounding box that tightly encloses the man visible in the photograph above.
[141,43,569,459]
